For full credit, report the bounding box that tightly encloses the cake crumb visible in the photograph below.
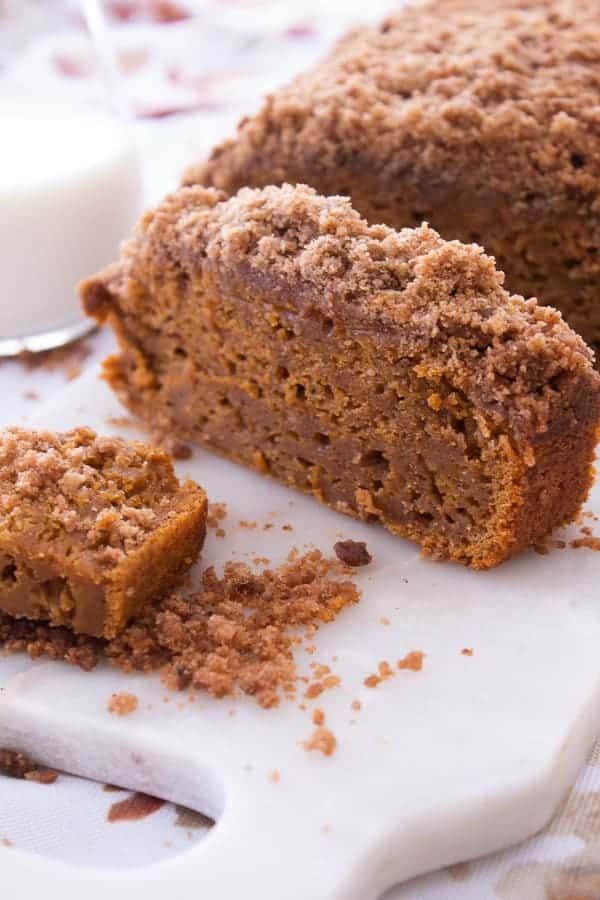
[303,727,337,756]
[108,793,165,823]
[269,769,281,783]
[206,502,227,528]
[239,519,257,529]
[165,439,193,460]
[461,648,474,657]
[312,708,325,726]
[23,390,39,401]
[398,651,425,671]
[351,699,362,711]
[25,769,59,785]
[1,838,12,847]
[107,416,134,428]
[333,540,372,567]
[570,535,600,551]
[379,616,390,625]
[107,692,138,716]
[0,749,58,784]
[364,674,381,688]
[282,524,293,531]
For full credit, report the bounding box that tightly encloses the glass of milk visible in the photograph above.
[0,1,143,355]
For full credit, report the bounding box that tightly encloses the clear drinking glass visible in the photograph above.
[0,0,143,355]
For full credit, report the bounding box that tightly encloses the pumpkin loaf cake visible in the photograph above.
[185,0,600,355]
[81,184,600,569]
[0,427,207,637]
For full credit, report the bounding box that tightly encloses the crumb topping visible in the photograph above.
[102,182,598,441]
[192,0,600,219]
[0,427,185,569]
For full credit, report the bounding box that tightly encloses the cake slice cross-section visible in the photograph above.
[0,427,207,637]
[81,184,600,569]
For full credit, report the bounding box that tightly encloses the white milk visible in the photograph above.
[0,108,142,353]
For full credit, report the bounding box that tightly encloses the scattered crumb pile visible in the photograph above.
[0,749,58,784]
[333,540,372,567]
[0,551,360,709]
[108,692,139,716]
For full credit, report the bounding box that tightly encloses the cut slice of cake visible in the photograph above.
[81,184,600,569]
[0,427,207,637]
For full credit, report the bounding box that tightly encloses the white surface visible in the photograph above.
[0,106,142,342]
[1,369,600,899]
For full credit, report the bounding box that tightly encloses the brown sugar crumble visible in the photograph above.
[303,726,337,757]
[107,692,139,716]
[312,708,325,726]
[364,660,395,688]
[333,540,372,567]
[398,650,426,672]
[0,749,58,785]
[0,550,360,710]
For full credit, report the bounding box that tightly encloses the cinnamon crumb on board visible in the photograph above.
[398,650,426,671]
[0,551,359,710]
[303,727,337,756]
[0,749,58,784]
[312,708,325,726]
[364,659,395,688]
[107,692,138,715]
[107,793,165,823]
[333,540,372,567]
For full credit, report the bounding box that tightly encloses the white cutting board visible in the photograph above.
[1,368,600,900]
